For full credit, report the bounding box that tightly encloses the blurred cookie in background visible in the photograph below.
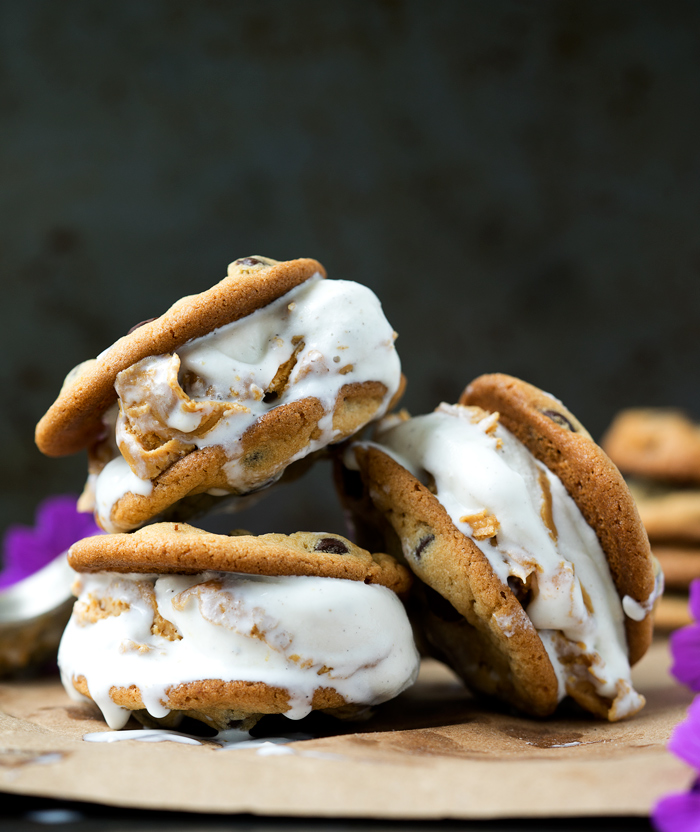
[602,408,700,633]
[601,409,700,485]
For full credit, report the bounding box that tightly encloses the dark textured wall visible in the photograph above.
[2,1,700,540]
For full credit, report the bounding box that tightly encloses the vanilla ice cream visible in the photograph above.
[59,571,420,730]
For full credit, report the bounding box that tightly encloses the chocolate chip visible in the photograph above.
[542,409,576,432]
[235,257,262,267]
[243,450,264,466]
[127,317,157,335]
[314,537,349,555]
[414,534,435,560]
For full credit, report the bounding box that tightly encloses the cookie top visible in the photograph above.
[601,408,700,483]
[67,522,412,594]
[36,256,325,458]
[460,373,656,665]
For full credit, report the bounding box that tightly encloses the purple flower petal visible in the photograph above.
[0,495,101,590]
[669,699,700,770]
[688,578,700,621]
[653,786,700,832]
[672,623,700,692]
[690,581,700,621]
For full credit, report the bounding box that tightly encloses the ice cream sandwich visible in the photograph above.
[36,256,404,533]
[58,523,418,731]
[341,374,661,721]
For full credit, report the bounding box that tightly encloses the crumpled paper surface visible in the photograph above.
[0,640,694,820]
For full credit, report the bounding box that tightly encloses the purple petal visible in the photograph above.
[689,581,700,621]
[672,625,700,692]
[669,700,700,770]
[34,495,100,550]
[653,787,700,832]
[0,494,101,589]
[0,561,31,590]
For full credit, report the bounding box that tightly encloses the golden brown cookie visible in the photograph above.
[343,374,659,721]
[601,408,700,483]
[36,256,405,532]
[36,257,323,457]
[68,522,412,594]
[69,672,354,732]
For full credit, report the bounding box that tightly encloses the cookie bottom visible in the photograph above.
[70,674,355,732]
[94,380,400,534]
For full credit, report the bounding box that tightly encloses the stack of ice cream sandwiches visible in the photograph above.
[35,256,419,731]
[603,408,700,631]
[35,255,661,730]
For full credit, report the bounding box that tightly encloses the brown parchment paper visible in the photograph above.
[0,639,694,820]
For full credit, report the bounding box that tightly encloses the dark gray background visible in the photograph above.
[2,0,700,544]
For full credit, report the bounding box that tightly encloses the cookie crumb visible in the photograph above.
[460,509,500,540]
